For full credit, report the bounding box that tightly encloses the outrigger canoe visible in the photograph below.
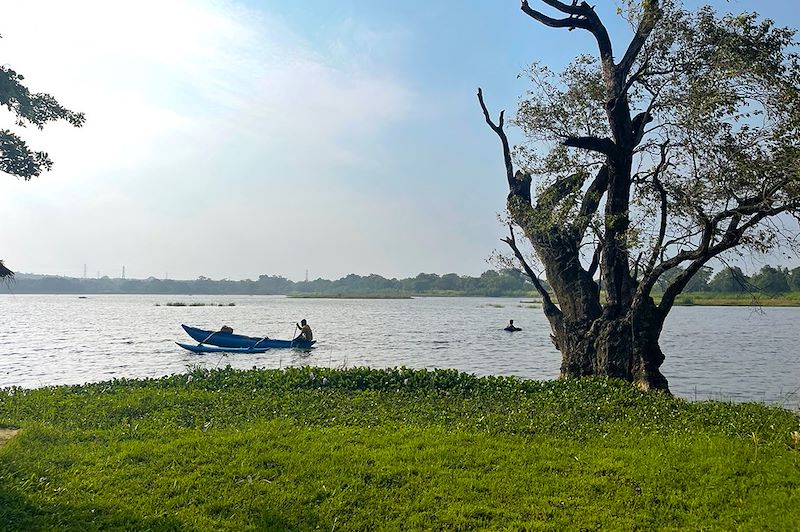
[181,324,316,350]
[176,342,272,354]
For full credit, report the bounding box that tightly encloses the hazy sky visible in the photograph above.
[1,0,797,281]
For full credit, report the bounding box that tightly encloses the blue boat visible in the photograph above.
[176,342,272,354]
[181,324,316,350]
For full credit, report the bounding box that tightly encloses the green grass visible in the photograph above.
[1,367,799,530]
[670,291,800,307]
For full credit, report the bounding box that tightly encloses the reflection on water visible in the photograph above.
[0,294,798,410]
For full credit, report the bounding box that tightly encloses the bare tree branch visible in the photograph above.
[642,142,670,276]
[616,1,663,81]
[477,88,532,203]
[477,88,511,183]
[502,224,563,325]
[520,1,590,30]
[657,258,711,314]
[655,202,799,314]
[630,111,654,147]
[563,135,616,155]
[574,165,609,238]
[587,241,602,278]
[521,1,613,65]
[539,0,587,15]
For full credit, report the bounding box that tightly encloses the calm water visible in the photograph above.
[0,294,798,410]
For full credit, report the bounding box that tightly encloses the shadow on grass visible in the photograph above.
[0,484,189,531]
[0,481,309,531]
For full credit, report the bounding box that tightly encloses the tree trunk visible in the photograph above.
[555,298,670,392]
[508,198,670,393]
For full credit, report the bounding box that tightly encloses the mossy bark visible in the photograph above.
[511,196,670,393]
[551,303,669,393]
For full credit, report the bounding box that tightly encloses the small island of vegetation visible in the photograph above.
[287,293,414,299]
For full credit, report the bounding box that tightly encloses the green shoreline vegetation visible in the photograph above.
[6,267,800,305]
[1,367,798,530]
[670,292,800,307]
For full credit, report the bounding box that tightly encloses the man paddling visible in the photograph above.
[504,319,521,332]
[295,319,313,342]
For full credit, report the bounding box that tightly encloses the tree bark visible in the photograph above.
[506,200,667,393]
[556,297,670,392]
[481,84,672,393]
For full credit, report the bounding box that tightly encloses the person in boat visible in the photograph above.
[504,319,521,332]
[295,319,313,342]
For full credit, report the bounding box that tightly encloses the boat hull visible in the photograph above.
[176,342,272,354]
[181,324,315,349]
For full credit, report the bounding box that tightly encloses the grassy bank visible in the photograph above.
[671,291,800,306]
[1,367,798,530]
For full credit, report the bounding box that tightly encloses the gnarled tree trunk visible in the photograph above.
[477,1,673,393]
[525,210,669,392]
[479,1,800,394]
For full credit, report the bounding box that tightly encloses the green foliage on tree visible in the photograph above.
[0,66,84,178]
[1,34,85,279]
[479,0,800,391]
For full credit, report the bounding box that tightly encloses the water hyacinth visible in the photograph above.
[0,366,798,530]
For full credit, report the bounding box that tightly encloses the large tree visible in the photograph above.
[1,37,85,279]
[478,0,800,392]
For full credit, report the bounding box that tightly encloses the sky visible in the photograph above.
[0,0,798,281]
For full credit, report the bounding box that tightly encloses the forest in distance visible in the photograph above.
[3,264,800,298]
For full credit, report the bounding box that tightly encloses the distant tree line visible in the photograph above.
[6,265,799,297]
[657,265,800,295]
[2,269,539,297]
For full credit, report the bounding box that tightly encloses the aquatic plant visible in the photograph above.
[0,367,797,530]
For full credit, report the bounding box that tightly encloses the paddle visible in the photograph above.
[252,336,270,349]
[197,330,217,346]
[290,322,307,346]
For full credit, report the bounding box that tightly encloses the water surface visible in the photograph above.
[1,295,797,410]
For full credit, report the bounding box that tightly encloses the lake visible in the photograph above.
[1,294,798,410]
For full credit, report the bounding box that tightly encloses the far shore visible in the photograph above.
[3,290,800,306]
[668,293,800,307]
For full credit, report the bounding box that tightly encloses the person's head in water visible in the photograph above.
[508,320,514,325]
